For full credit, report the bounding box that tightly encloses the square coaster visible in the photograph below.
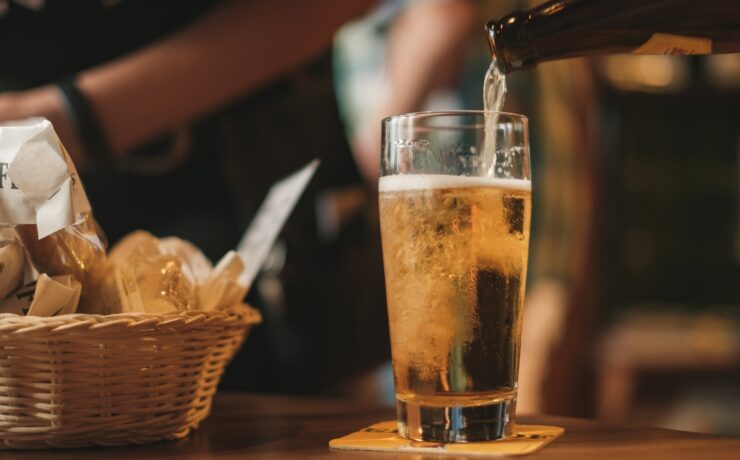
[330,421,564,456]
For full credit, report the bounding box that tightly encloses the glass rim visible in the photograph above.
[383,110,528,126]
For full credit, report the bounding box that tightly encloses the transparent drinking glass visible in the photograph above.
[378,111,531,442]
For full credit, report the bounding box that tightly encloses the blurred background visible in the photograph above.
[333,0,740,436]
[1,0,737,437]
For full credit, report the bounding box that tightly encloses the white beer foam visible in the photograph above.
[379,174,531,192]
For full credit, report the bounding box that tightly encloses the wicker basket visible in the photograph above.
[0,305,260,449]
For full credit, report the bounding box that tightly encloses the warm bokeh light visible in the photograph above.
[601,55,689,92]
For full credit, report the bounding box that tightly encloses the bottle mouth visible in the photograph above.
[486,15,534,73]
[485,20,498,57]
[485,20,508,75]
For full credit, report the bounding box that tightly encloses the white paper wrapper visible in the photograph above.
[0,118,92,238]
[199,251,247,311]
[0,273,81,316]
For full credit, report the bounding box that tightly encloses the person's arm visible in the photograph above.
[0,0,375,165]
[352,0,479,185]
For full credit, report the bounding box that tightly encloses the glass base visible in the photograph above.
[396,397,515,442]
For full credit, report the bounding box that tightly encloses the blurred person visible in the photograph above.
[0,0,387,394]
[0,0,373,171]
[1,0,574,407]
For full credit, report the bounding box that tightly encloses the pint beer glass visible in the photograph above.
[379,111,531,442]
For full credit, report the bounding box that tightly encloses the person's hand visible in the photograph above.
[352,116,383,186]
[0,86,86,168]
[350,0,478,188]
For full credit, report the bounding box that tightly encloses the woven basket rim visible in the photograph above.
[0,304,261,329]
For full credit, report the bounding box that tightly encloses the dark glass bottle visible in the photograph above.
[487,0,740,73]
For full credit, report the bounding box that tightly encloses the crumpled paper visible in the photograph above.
[199,250,247,311]
[0,118,92,238]
[0,120,315,317]
[0,273,81,316]
[159,236,213,284]
[99,231,247,314]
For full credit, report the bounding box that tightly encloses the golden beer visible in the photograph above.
[379,174,531,439]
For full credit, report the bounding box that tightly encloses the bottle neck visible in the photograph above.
[487,0,648,74]
[487,0,740,74]
[487,14,537,74]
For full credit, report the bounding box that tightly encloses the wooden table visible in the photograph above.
[6,393,740,459]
